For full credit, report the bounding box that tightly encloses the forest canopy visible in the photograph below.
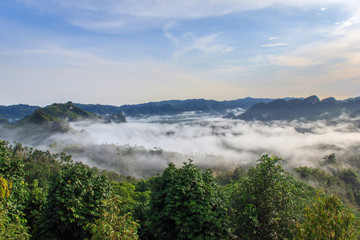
[0,139,359,239]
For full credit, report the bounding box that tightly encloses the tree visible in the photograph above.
[295,194,360,239]
[147,160,229,240]
[0,176,30,240]
[0,140,30,237]
[87,195,139,240]
[231,155,297,240]
[39,161,112,240]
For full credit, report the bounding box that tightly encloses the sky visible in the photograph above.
[0,0,360,106]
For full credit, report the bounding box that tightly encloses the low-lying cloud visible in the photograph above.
[1,112,360,178]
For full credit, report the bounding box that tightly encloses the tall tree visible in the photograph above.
[231,155,297,240]
[39,162,112,240]
[147,160,229,240]
[87,195,139,240]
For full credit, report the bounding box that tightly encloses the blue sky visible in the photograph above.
[0,0,360,106]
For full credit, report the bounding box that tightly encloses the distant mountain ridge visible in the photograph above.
[1,96,360,123]
[2,98,279,122]
[237,95,360,121]
[0,104,39,123]
[77,97,278,118]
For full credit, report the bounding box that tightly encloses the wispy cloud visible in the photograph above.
[163,23,234,62]
[269,36,280,40]
[261,43,289,47]
[17,0,360,31]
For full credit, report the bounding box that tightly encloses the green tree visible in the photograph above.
[88,195,139,240]
[231,155,297,240]
[24,179,46,236]
[147,160,229,240]
[0,140,30,236]
[39,161,112,240]
[295,194,360,239]
[0,176,30,240]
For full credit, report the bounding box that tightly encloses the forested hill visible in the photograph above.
[77,97,276,117]
[237,95,360,121]
[18,101,97,125]
[0,104,39,123]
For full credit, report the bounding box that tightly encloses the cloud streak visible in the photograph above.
[261,43,289,47]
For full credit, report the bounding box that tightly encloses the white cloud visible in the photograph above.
[333,13,360,32]
[269,36,280,40]
[261,43,289,47]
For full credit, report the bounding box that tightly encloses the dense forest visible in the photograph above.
[1,139,359,240]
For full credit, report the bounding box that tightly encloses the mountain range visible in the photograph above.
[1,95,360,124]
[237,95,360,121]
[0,97,277,123]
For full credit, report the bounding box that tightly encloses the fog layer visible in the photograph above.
[1,112,360,178]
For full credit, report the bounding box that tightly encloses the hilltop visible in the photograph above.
[17,101,96,126]
[237,95,360,121]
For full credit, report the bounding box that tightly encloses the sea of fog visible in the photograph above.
[2,111,360,178]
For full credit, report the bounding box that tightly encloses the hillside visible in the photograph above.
[237,95,360,121]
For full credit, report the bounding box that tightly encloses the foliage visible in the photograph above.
[147,160,229,240]
[8,143,65,190]
[24,179,46,236]
[0,198,30,240]
[39,161,112,240]
[0,175,30,240]
[322,153,337,165]
[216,167,246,186]
[112,182,150,215]
[231,155,299,240]
[294,164,360,208]
[88,195,139,240]
[0,140,29,228]
[2,138,360,240]
[97,168,138,184]
[0,140,26,181]
[295,194,360,239]
[0,176,11,198]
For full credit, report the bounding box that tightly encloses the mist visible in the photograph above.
[1,112,360,178]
